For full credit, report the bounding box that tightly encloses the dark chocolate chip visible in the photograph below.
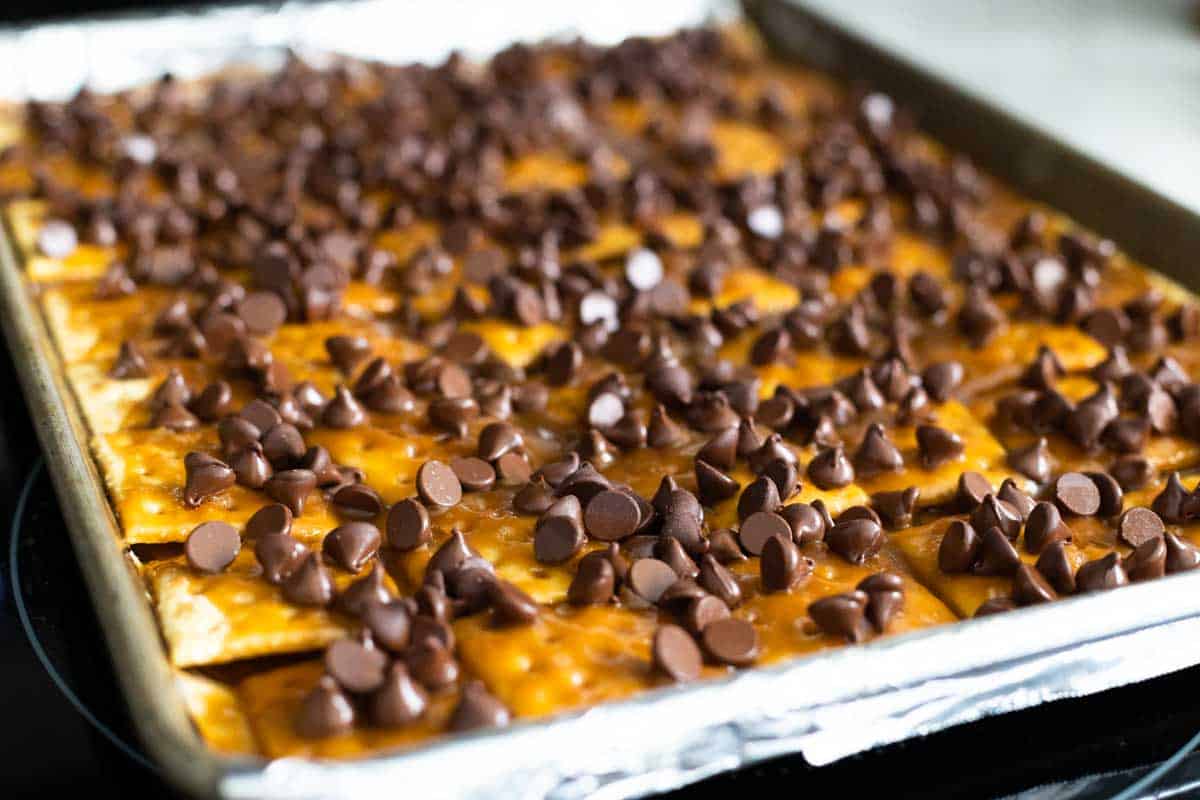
[700,617,759,666]
[1075,552,1129,592]
[653,624,703,682]
[416,460,463,508]
[826,518,884,564]
[184,521,241,573]
[323,521,381,572]
[808,591,871,642]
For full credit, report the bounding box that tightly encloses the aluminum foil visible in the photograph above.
[6,1,1200,797]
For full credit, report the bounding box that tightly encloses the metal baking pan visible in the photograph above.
[5,0,1200,797]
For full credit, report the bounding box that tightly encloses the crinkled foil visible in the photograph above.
[6,2,1200,797]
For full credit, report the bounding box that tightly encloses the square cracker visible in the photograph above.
[145,549,375,667]
[176,671,259,755]
[238,660,459,758]
[94,427,339,544]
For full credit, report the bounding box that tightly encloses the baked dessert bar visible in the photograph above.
[3,25,1199,759]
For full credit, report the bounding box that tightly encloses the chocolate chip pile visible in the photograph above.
[9,24,1200,750]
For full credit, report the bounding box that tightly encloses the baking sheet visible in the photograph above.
[5,1,1200,797]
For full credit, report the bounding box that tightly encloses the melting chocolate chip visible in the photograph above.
[916,424,964,469]
[1013,563,1057,606]
[938,520,980,573]
[183,452,235,507]
[1125,537,1168,582]
[1075,552,1129,592]
[296,676,356,738]
[808,591,871,642]
[416,460,463,508]
[282,552,336,606]
[1008,438,1051,483]
[264,469,317,516]
[853,423,904,477]
[370,663,428,727]
[676,599,749,659]
[973,527,1021,576]
[653,624,703,682]
[184,521,241,573]
[449,681,511,732]
[760,533,809,592]
[1165,532,1200,573]
[323,522,382,572]
[807,445,855,490]
[826,518,884,564]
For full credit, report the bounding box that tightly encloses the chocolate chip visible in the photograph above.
[915,424,964,470]
[826,518,884,564]
[370,663,428,727]
[426,529,476,581]
[1153,472,1194,523]
[183,452,235,508]
[1118,507,1165,548]
[809,591,871,642]
[330,483,383,520]
[700,617,759,666]
[853,423,904,477]
[584,489,641,541]
[406,635,460,692]
[1012,563,1057,606]
[152,402,200,432]
[938,520,980,573]
[871,487,919,530]
[807,445,854,490]
[323,522,381,572]
[760,534,809,592]
[236,290,287,336]
[647,405,685,448]
[323,385,366,428]
[184,521,241,573]
[449,681,510,732]
[695,459,741,506]
[325,335,372,375]
[448,457,496,493]
[858,572,905,631]
[325,637,388,694]
[533,511,585,564]
[261,422,305,469]
[738,511,792,556]
[697,427,738,471]
[264,468,317,516]
[1111,455,1155,491]
[973,527,1021,576]
[919,361,963,404]
[628,558,679,603]
[653,624,703,682]
[1008,438,1051,483]
[1165,532,1200,573]
[975,596,1017,616]
[495,452,532,485]
[955,471,994,511]
[416,460,463,508]
[254,531,308,585]
[364,600,412,652]
[488,580,539,625]
[737,476,781,522]
[569,552,616,606]
[1075,552,1129,592]
[1125,537,1168,582]
[282,552,336,606]
[385,498,430,551]
[190,380,234,422]
[296,676,355,738]
[513,477,556,516]
[335,562,393,618]
[1023,501,1071,554]
[1054,472,1101,516]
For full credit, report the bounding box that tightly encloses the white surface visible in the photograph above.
[798,0,1200,211]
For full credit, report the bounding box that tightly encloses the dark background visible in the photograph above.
[4,2,1200,798]
[1,0,216,24]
